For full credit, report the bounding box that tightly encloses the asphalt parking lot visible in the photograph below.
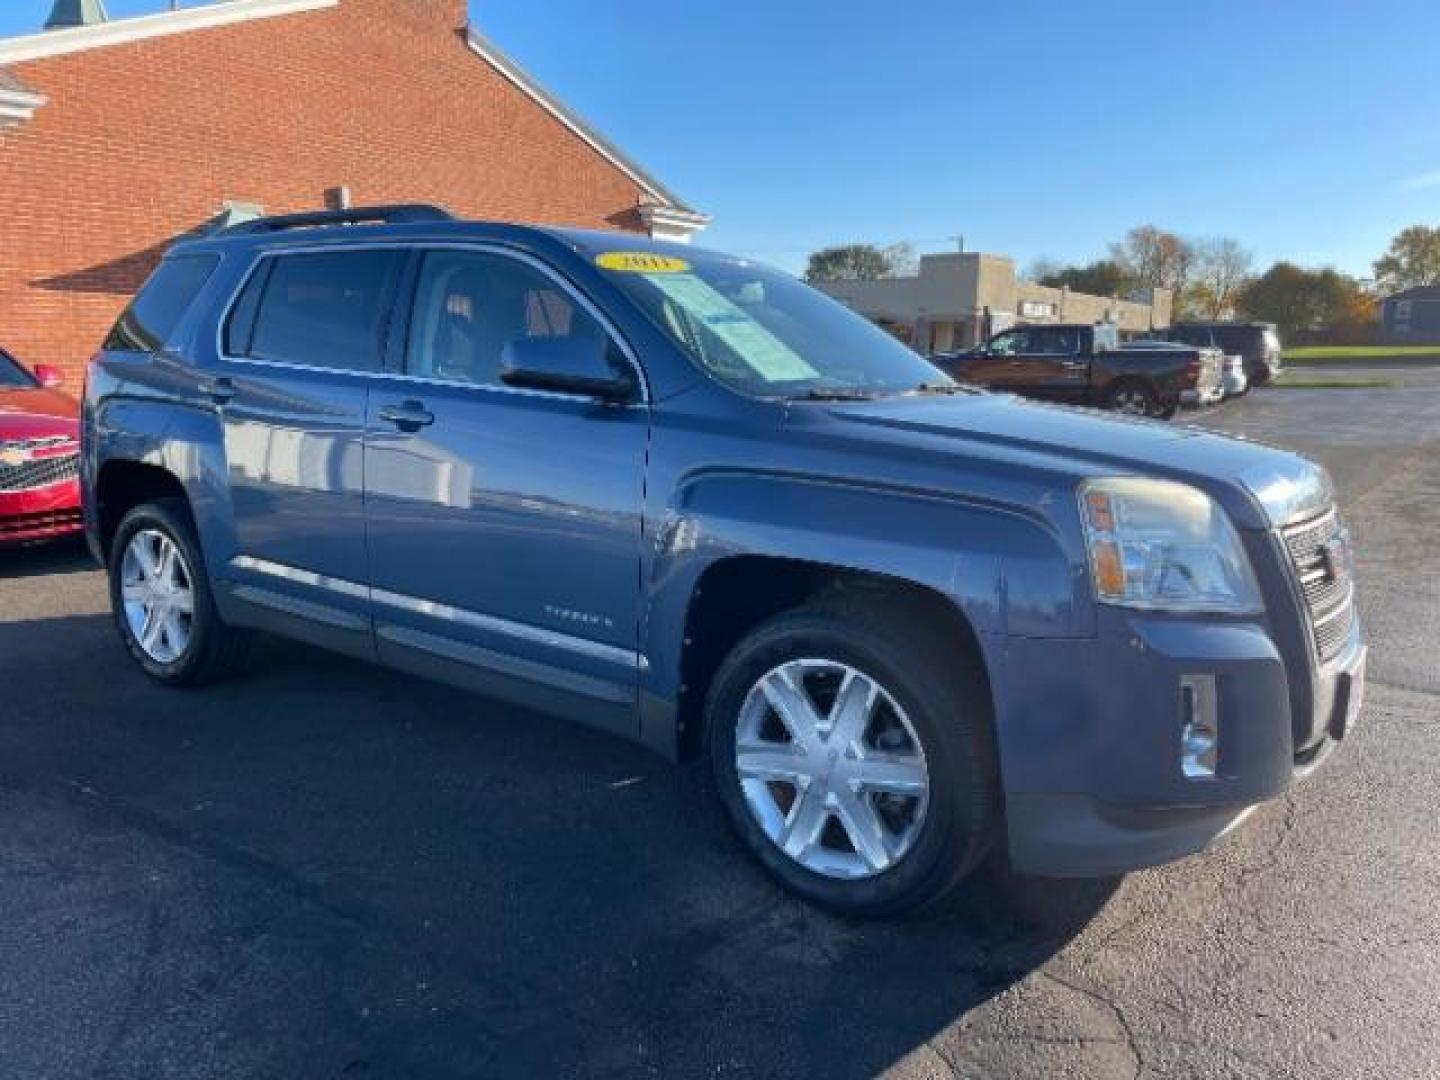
[2,367,1437,1079]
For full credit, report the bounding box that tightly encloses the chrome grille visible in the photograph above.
[0,451,80,492]
[1282,508,1354,662]
[1313,602,1356,660]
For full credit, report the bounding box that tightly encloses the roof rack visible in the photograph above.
[223,204,456,236]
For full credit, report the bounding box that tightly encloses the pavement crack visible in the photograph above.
[1035,969,1144,1080]
[925,1038,962,1077]
[1232,794,1298,899]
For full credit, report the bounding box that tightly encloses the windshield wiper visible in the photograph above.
[784,387,884,402]
[908,381,980,396]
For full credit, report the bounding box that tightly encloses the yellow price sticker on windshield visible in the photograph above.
[596,251,690,274]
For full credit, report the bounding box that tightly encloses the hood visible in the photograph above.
[810,391,1328,529]
[0,387,80,441]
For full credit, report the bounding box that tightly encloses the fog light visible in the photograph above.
[1180,674,1218,779]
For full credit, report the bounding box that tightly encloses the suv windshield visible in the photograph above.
[596,248,948,398]
[0,350,36,389]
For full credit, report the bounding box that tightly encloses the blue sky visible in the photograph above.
[4,0,1438,277]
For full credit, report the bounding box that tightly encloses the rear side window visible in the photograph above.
[1214,327,1255,353]
[1026,327,1079,354]
[227,250,403,372]
[105,254,220,352]
[1170,326,1213,347]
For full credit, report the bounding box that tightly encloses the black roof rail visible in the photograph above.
[223,204,456,236]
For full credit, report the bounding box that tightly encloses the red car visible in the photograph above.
[0,346,83,545]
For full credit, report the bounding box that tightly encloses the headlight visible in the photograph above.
[1079,478,1262,613]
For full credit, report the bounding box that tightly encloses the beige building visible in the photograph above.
[817,252,1172,353]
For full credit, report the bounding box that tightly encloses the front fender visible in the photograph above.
[641,469,1090,726]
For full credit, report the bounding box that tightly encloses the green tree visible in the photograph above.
[1373,225,1440,293]
[1034,258,1132,297]
[804,244,898,283]
[1237,262,1375,339]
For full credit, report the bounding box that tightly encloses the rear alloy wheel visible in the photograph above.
[1106,380,1160,417]
[108,499,253,686]
[707,596,997,916]
[120,529,196,664]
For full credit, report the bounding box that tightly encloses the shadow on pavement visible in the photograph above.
[0,536,95,580]
[0,614,1119,1078]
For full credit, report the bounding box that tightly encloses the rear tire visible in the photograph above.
[1104,379,1161,418]
[705,592,998,917]
[108,499,253,686]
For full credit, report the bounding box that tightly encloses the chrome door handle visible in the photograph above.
[378,400,435,432]
[199,376,235,404]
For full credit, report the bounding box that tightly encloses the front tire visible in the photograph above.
[109,499,252,686]
[705,593,998,917]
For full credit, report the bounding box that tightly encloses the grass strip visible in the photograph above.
[1272,373,1397,389]
[1285,345,1440,364]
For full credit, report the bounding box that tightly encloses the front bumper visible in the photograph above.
[987,609,1365,877]
[0,479,83,545]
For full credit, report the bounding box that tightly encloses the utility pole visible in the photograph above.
[949,234,965,255]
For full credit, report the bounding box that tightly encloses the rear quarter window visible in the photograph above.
[104,254,221,353]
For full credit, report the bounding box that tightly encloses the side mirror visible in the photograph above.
[500,336,635,403]
[32,363,64,389]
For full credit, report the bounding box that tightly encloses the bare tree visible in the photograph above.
[881,242,919,278]
[1190,238,1254,318]
[1110,225,1195,297]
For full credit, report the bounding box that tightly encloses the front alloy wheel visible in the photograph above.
[735,659,930,879]
[706,596,998,916]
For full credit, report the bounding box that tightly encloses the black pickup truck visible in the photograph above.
[932,323,1214,419]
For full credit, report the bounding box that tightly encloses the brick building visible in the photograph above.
[0,0,707,383]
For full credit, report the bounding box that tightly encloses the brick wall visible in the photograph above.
[0,0,654,382]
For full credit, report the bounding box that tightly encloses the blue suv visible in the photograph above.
[83,206,1366,915]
